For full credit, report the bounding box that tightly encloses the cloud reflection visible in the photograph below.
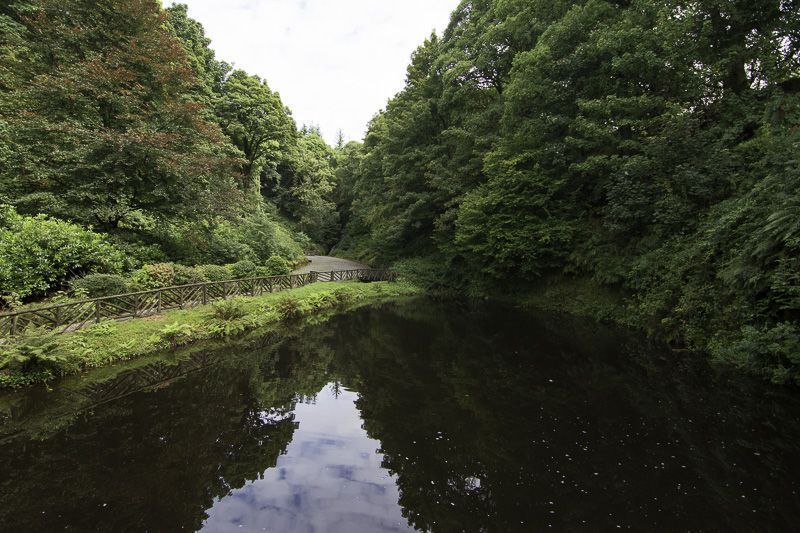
[202,384,413,532]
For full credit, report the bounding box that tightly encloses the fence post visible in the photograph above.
[10,315,16,337]
[54,306,62,328]
[202,284,208,305]
[95,301,101,323]
[157,290,162,314]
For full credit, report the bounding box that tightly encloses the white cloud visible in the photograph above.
[175,0,459,145]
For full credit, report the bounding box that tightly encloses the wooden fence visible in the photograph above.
[0,269,396,340]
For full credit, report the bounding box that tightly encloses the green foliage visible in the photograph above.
[710,324,800,385]
[172,264,206,286]
[0,333,67,388]
[197,264,231,282]
[228,260,257,279]
[336,0,800,381]
[216,70,296,193]
[261,255,292,276]
[274,297,303,321]
[0,0,332,288]
[158,211,307,266]
[70,274,130,298]
[304,291,337,312]
[211,298,247,321]
[0,205,124,303]
[131,263,176,290]
[392,256,462,295]
[0,281,421,389]
[154,323,196,351]
[0,0,242,232]
[332,288,354,307]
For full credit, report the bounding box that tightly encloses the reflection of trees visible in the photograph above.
[0,329,334,531]
[3,300,800,531]
[327,301,800,532]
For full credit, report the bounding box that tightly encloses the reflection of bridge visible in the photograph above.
[75,351,219,405]
[0,328,287,444]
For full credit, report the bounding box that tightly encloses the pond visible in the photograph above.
[1,299,799,531]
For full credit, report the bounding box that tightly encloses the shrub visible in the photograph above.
[228,260,257,279]
[275,297,303,320]
[155,323,196,351]
[262,255,292,276]
[173,264,206,286]
[306,291,337,312]
[131,263,176,289]
[333,288,354,307]
[0,334,68,388]
[70,274,130,298]
[211,298,248,321]
[197,264,231,282]
[0,205,124,302]
[107,237,168,270]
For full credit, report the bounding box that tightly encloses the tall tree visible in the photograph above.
[216,70,296,194]
[165,3,231,103]
[0,0,241,231]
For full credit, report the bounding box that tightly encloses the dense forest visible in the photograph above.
[334,0,800,382]
[1,0,799,382]
[0,0,342,303]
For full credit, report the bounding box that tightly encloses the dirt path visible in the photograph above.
[292,255,369,274]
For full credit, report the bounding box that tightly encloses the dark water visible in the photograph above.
[1,299,800,532]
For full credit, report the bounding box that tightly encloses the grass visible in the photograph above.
[0,281,421,390]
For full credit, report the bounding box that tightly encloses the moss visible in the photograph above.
[0,281,421,390]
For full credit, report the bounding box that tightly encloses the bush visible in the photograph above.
[0,334,68,388]
[173,264,206,286]
[333,288,354,307]
[211,298,247,321]
[130,263,176,289]
[0,205,124,303]
[228,260,257,279]
[306,291,337,312]
[155,322,196,351]
[106,237,168,270]
[156,211,307,266]
[262,255,292,276]
[197,264,231,282]
[275,297,303,320]
[70,274,130,298]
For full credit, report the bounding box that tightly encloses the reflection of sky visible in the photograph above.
[201,384,415,532]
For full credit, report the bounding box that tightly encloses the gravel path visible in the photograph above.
[292,255,369,274]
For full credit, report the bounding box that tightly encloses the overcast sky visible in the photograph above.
[174,0,459,145]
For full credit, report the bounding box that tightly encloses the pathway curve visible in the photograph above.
[292,255,369,275]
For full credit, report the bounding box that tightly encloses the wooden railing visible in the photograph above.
[0,269,396,339]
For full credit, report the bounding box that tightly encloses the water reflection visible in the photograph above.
[1,299,800,532]
[202,384,411,532]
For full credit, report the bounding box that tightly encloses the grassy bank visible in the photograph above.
[0,281,421,389]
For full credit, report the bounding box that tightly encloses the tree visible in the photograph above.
[166,3,231,102]
[335,129,345,150]
[0,0,242,232]
[216,70,297,194]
